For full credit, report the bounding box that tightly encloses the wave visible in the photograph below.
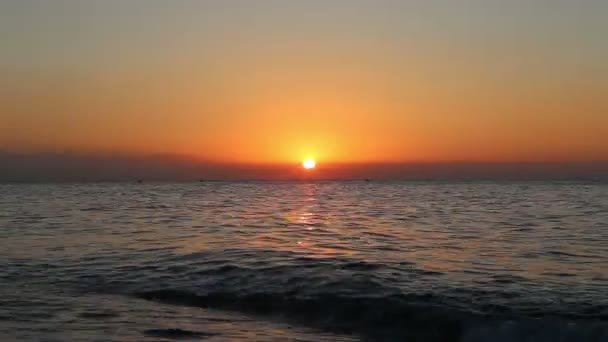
[143,328,218,339]
[133,289,608,341]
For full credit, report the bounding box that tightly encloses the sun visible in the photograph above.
[302,159,316,169]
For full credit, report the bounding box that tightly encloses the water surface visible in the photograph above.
[1,182,607,341]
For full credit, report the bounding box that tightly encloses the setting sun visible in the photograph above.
[303,159,316,169]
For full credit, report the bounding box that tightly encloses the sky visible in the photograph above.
[1,0,607,172]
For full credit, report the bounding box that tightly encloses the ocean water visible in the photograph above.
[0,182,607,341]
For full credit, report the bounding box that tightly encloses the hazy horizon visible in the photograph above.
[1,151,607,182]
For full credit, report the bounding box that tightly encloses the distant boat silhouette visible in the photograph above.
[364,178,371,182]
[136,179,143,184]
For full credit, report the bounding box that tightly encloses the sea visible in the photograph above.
[0,182,606,341]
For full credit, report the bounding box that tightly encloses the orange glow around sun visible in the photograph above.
[303,159,316,169]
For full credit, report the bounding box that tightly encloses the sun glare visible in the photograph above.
[303,159,316,169]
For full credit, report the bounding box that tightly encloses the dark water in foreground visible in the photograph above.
[0,182,607,341]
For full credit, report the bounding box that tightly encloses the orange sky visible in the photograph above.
[1,1,607,164]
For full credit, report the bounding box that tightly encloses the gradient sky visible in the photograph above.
[1,0,607,164]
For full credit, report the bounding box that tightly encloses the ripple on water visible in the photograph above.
[1,182,607,341]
